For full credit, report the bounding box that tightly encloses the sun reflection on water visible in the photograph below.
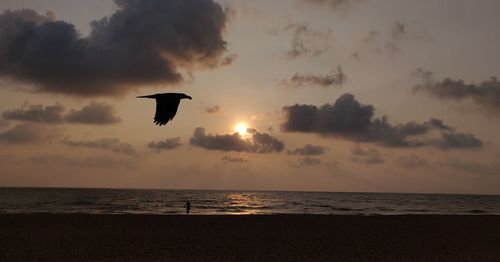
[224,193,267,215]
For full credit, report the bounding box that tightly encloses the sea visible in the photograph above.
[1,187,500,215]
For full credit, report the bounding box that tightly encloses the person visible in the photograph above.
[184,200,191,215]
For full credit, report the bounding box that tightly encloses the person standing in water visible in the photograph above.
[184,200,191,215]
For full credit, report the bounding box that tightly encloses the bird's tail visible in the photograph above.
[136,95,156,98]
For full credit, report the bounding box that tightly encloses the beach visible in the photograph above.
[1,214,500,261]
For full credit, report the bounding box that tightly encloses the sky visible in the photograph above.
[0,0,499,194]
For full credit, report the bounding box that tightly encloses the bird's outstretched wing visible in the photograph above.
[154,97,181,126]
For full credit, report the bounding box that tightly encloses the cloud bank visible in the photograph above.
[3,102,121,125]
[282,93,482,150]
[0,0,229,96]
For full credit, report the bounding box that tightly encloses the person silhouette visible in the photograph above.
[184,200,192,215]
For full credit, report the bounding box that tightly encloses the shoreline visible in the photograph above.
[2,214,500,261]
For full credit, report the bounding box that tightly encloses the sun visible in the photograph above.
[234,122,248,136]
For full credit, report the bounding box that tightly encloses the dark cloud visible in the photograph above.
[396,154,429,168]
[0,0,229,96]
[281,66,347,88]
[433,132,483,150]
[205,105,221,114]
[222,156,249,163]
[61,138,135,155]
[281,93,483,150]
[190,127,284,153]
[351,146,384,164]
[65,102,121,124]
[288,144,326,156]
[413,68,500,115]
[284,23,332,59]
[3,102,65,123]
[148,137,182,151]
[0,123,62,144]
[282,93,374,134]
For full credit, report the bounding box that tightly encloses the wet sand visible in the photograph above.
[1,214,500,261]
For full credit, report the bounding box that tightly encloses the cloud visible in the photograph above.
[3,102,65,123]
[61,138,135,155]
[446,158,499,176]
[290,156,322,168]
[284,23,332,59]
[0,119,10,130]
[351,146,384,164]
[205,105,221,114]
[220,54,238,66]
[281,66,347,88]
[384,42,402,53]
[3,101,121,125]
[363,22,430,55]
[148,137,182,151]
[288,144,326,155]
[282,93,374,134]
[189,127,284,153]
[349,52,361,60]
[391,21,407,40]
[433,132,483,150]
[29,154,137,169]
[299,0,366,11]
[413,68,500,116]
[0,123,62,144]
[65,102,121,124]
[222,156,249,163]
[281,93,483,150]
[0,0,229,96]
[396,154,429,168]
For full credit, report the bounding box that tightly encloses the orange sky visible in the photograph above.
[0,0,500,194]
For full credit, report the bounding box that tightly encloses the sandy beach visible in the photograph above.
[1,214,499,261]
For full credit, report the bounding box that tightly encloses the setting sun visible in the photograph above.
[234,122,248,135]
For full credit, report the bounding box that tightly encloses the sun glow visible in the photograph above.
[234,122,248,136]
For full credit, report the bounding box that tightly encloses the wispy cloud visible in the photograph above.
[281,66,347,88]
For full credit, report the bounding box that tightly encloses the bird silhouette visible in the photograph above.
[137,93,192,126]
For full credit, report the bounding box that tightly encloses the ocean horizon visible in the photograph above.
[1,187,500,215]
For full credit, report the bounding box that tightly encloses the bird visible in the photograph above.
[137,93,192,126]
